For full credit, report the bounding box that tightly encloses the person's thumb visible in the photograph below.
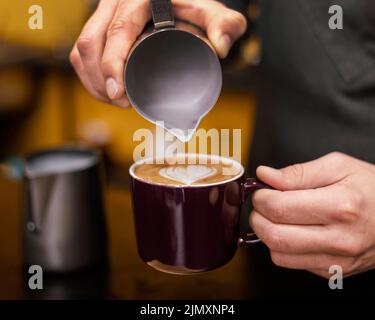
[174,0,247,58]
[255,152,351,191]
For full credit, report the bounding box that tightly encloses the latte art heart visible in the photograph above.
[159,165,218,185]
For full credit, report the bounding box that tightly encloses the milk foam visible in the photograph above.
[159,165,217,185]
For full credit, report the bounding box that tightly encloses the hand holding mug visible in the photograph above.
[251,152,375,278]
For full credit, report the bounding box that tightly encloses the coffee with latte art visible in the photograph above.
[132,154,243,186]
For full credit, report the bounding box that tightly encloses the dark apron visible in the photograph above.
[246,0,375,298]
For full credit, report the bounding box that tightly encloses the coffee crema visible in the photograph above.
[132,155,242,186]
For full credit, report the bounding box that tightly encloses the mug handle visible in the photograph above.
[150,0,175,30]
[238,178,271,247]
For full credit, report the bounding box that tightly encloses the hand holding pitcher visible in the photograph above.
[69,0,247,108]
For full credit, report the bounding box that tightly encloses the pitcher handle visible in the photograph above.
[150,0,175,30]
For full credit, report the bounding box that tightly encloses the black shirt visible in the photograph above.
[224,0,375,299]
[250,0,375,169]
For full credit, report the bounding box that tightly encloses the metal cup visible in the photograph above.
[124,0,222,142]
[22,146,107,273]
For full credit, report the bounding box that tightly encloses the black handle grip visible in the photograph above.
[150,0,175,29]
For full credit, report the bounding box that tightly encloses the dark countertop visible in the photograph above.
[0,174,256,300]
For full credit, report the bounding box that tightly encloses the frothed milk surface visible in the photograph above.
[133,155,242,186]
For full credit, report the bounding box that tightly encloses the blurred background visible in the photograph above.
[0,0,262,299]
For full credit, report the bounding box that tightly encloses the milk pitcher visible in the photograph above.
[124,0,222,142]
[21,146,107,273]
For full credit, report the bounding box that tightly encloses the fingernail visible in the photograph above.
[218,34,231,58]
[258,166,282,178]
[112,96,130,109]
[106,78,119,100]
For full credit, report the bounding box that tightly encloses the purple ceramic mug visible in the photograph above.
[129,154,269,275]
